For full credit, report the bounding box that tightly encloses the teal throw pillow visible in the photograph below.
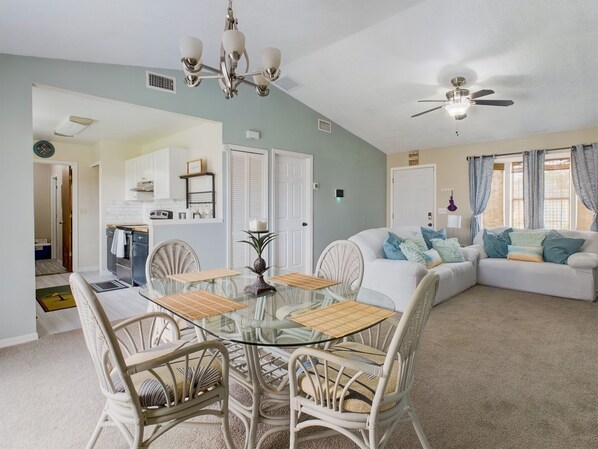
[483,228,513,258]
[405,234,428,252]
[421,227,447,249]
[399,240,427,265]
[543,236,585,264]
[431,238,465,263]
[383,232,407,260]
[509,230,549,247]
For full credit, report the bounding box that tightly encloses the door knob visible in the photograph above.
[302,222,308,226]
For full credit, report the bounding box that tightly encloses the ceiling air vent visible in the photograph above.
[318,119,332,134]
[274,75,303,92]
[146,71,176,94]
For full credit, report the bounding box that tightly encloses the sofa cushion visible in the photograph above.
[423,248,443,268]
[543,234,585,265]
[431,238,465,263]
[405,234,428,252]
[399,240,427,265]
[421,227,447,249]
[483,228,513,258]
[509,230,549,247]
[382,232,407,260]
[507,245,544,262]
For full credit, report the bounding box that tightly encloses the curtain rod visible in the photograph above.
[466,146,572,160]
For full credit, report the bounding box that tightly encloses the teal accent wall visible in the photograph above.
[0,53,386,344]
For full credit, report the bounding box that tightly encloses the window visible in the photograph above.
[482,155,593,230]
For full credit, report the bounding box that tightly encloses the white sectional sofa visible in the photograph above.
[349,227,478,312]
[470,227,598,301]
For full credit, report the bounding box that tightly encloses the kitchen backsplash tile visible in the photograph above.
[105,199,192,224]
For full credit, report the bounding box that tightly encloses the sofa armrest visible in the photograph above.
[567,252,598,269]
[461,246,480,264]
[466,244,487,259]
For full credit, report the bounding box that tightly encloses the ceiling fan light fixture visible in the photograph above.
[444,99,471,117]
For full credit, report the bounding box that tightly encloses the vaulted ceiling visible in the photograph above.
[2,0,597,153]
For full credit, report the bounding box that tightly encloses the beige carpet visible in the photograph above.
[1,285,597,449]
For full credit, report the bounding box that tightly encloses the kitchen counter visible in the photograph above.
[106,223,150,232]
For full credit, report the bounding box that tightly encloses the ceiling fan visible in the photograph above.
[412,76,514,120]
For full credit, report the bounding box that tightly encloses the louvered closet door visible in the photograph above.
[230,149,268,268]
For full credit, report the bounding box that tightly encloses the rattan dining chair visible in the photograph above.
[69,273,234,449]
[145,239,201,339]
[315,239,364,290]
[288,272,440,449]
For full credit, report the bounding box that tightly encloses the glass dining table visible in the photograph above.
[139,267,395,449]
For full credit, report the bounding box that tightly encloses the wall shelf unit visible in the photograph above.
[179,172,215,218]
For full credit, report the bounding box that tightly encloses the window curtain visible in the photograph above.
[523,149,545,229]
[468,155,495,241]
[571,142,598,231]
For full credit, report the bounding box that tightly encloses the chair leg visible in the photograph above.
[85,409,108,449]
[407,402,432,449]
[289,408,298,449]
[221,400,235,449]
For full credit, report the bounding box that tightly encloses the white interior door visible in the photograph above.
[391,165,436,228]
[273,151,313,274]
[228,148,268,268]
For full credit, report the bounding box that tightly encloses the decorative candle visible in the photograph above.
[249,218,267,232]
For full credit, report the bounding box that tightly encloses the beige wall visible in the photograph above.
[33,163,52,241]
[387,126,598,244]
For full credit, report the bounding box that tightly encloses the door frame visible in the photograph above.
[271,149,314,275]
[50,176,58,259]
[225,144,269,268]
[390,164,436,229]
[33,159,79,271]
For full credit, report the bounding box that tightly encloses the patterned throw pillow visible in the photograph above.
[383,232,407,260]
[421,227,447,249]
[399,240,427,265]
[507,245,544,262]
[483,228,513,258]
[431,238,465,263]
[509,230,549,247]
[405,234,428,252]
[423,248,443,268]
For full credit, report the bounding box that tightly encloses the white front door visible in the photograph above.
[391,165,436,228]
[273,151,313,274]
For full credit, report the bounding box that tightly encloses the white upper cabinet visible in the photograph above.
[139,153,154,182]
[153,148,189,200]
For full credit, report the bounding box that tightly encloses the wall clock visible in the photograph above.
[33,140,55,158]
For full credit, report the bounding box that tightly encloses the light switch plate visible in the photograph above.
[438,208,447,214]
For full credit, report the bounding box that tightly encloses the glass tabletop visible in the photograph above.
[139,267,395,347]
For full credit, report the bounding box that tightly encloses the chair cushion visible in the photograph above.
[483,228,513,258]
[112,345,222,408]
[382,232,407,260]
[507,245,544,263]
[431,238,465,263]
[299,342,398,414]
[421,227,447,249]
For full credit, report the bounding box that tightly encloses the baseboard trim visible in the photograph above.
[0,332,39,349]
[78,265,99,273]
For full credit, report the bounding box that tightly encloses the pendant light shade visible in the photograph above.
[222,29,245,60]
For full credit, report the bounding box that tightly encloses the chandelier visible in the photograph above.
[179,0,282,100]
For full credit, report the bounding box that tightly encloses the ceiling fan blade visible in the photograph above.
[469,89,494,100]
[473,99,514,106]
[411,106,443,118]
[417,100,446,102]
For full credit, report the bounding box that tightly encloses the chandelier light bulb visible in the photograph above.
[261,47,281,80]
[222,29,245,61]
[180,36,203,63]
[253,74,270,87]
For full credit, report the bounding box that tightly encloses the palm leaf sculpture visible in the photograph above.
[239,231,277,295]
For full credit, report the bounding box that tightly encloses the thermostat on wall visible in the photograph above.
[335,189,344,198]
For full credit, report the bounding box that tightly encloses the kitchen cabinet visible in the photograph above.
[125,155,153,201]
[153,147,189,200]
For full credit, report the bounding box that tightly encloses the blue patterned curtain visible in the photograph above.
[468,155,495,241]
[571,143,598,231]
[523,149,545,229]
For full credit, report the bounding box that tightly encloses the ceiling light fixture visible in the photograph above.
[54,115,93,137]
[444,98,471,119]
[179,0,282,100]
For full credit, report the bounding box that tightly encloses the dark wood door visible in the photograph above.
[61,166,72,272]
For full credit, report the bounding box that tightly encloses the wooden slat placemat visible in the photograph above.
[166,268,239,283]
[153,290,246,321]
[290,301,395,338]
[268,273,340,290]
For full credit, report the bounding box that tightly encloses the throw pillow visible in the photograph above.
[543,237,585,264]
[431,238,465,263]
[421,227,447,249]
[507,245,544,262]
[405,234,428,252]
[423,248,443,268]
[509,230,549,247]
[483,228,513,258]
[382,232,407,260]
[399,240,427,265]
